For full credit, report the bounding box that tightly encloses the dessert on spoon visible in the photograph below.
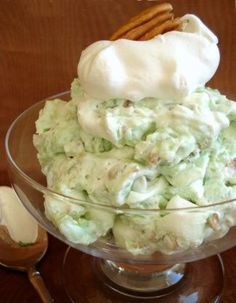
[0,186,53,303]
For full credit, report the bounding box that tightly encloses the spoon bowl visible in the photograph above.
[0,225,48,269]
[0,224,53,303]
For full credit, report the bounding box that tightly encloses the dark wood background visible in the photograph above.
[0,0,236,302]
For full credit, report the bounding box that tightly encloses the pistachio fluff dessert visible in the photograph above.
[33,13,236,255]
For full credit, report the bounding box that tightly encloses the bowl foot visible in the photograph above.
[62,247,224,303]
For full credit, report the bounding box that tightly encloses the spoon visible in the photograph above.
[0,186,54,302]
[0,222,54,303]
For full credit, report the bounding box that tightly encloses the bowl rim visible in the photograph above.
[5,90,236,213]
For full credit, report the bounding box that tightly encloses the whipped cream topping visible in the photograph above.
[0,187,38,244]
[78,14,220,102]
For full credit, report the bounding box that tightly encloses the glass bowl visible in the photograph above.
[5,91,236,302]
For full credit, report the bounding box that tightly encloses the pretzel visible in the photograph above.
[110,2,182,41]
[139,17,182,40]
[121,12,174,40]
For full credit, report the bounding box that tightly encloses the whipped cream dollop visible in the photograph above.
[0,187,38,244]
[78,14,220,102]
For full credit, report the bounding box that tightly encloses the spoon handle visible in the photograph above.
[27,266,54,303]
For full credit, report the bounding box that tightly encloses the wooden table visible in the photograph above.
[0,0,236,302]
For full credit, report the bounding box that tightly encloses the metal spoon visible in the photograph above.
[0,224,54,303]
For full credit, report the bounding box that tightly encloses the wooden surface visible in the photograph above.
[0,0,236,302]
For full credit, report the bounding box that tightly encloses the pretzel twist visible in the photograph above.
[110,2,182,41]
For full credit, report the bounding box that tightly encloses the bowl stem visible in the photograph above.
[94,259,186,299]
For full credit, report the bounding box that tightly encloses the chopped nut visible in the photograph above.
[108,168,119,179]
[163,234,178,250]
[123,100,132,107]
[207,213,221,231]
[148,152,160,165]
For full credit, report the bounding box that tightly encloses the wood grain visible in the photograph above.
[0,0,236,302]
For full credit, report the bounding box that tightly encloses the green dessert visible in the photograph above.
[33,13,236,255]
